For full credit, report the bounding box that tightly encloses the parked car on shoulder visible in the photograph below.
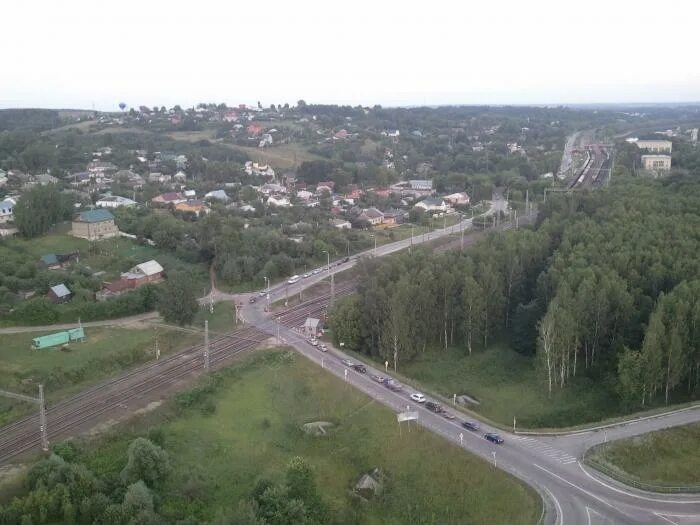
[410,393,426,403]
[485,433,504,444]
[442,412,456,420]
[462,420,480,431]
[318,344,328,352]
[342,257,350,263]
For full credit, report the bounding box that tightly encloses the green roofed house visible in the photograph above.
[71,209,119,240]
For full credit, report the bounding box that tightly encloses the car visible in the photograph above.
[312,268,321,275]
[442,412,456,420]
[288,275,300,284]
[259,290,267,296]
[336,261,343,266]
[303,272,311,278]
[370,374,385,383]
[308,338,318,347]
[410,393,426,403]
[462,420,480,431]
[318,344,328,352]
[341,359,354,367]
[425,401,443,413]
[484,433,504,444]
[248,296,256,303]
[352,364,367,373]
[342,257,350,263]
[384,379,402,391]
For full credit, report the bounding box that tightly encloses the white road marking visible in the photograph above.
[544,487,563,525]
[534,463,622,514]
[578,462,700,504]
[654,512,700,525]
[655,513,680,525]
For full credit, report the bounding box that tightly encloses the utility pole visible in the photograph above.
[155,329,160,360]
[203,320,210,371]
[460,216,465,250]
[410,224,414,253]
[515,209,518,229]
[276,317,281,344]
[330,272,335,308]
[38,384,48,451]
[0,385,49,452]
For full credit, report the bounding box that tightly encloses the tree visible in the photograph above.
[158,273,199,326]
[121,437,170,487]
[14,184,73,237]
[285,457,326,522]
[123,481,154,515]
[462,271,484,355]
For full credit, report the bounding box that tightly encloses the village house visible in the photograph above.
[98,260,164,300]
[174,200,210,215]
[415,197,448,213]
[48,283,72,304]
[148,172,172,184]
[260,183,287,195]
[443,192,471,206]
[151,192,186,206]
[316,181,335,194]
[96,195,137,208]
[267,195,291,207]
[358,207,384,226]
[331,218,352,229]
[174,170,187,182]
[0,198,16,223]
[204,190,229,202]
[71,209,119,240]
[382,208,408,225]
[87,161,118,176]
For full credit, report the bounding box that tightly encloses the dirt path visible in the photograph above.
[0,312,160,334]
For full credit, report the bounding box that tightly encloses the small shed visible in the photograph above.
[304,317,320,337]
[48,284,71,303]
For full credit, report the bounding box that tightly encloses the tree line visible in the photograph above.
[331,175,700,409]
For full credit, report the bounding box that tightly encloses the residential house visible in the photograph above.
[382,208,407,225]
[443,192,470,206]
[267,195,291,207]
[223,110,239,122]
[260,183,287,195]
[174,170,187,182]
[114,169,144,187]
[415,197,448,213]
[148,172,172,184]
[635,140,673,153]
[174,200,210,215]
[408,179,433,191]
[98,260,164,300]
[316,181,335,194]
[331,218,352,229]
[382,129,400,138]
[334,129,349,140]
[87,161,118,176]
[34,173,59,185]
[96,195,137,208]
[296,189,313,201]
[358,207,384,226]
[40,251,80,270]
[71,209,119,240]
[259,133,273,148]
[48,283,71,303]
[204,190,229,202]
[0,198,16,223]
[183,189,196,198]
[247,123,264,136]
[151,192,186,206]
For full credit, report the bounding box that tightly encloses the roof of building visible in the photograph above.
[304,317,320,328]
[204,190,229,201]
[97,195,137,206]
[41,254,59,265]
[134,260,164,276]
[408,179,433,190]
[418,196,445,206]
[50,283,71,298]
[362,207,384,219]
[75,209,115,223]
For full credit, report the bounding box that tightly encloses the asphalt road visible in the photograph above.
[239,201,700,525]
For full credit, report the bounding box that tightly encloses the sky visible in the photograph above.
[2,0,699,110]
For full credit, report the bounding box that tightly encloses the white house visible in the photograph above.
[415,197,447,213]
[267,195,291,207]
[331,218,352,229]
[205,190,229,202]
[96,195,137,208]
[296,189,313,201]
[443,192,470,206]
[0,197,16,223]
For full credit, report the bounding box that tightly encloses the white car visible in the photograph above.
[410,393,426,403]
[312,268,321,275]
[303,272,311,278]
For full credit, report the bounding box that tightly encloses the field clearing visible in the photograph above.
[0,303,235,426]
[234,143,323,169]
[587,423,700,488]
[80,350,540,524]
[167,129,217,142]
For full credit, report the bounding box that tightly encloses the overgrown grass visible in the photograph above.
[587,423,700,488]
[357,344,623,429]
[78,350,540,524]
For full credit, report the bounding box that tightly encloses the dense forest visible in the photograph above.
[330,175,700,409]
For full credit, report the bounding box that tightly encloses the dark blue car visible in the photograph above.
[484,433,504,444]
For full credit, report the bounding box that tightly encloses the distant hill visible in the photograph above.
[0,108,66,132]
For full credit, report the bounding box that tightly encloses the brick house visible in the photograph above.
[71,209,119,240]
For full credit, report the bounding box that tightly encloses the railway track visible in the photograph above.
[0,283,352,465]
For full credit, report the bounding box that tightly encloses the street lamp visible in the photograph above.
[370,234,376,256]
[322,250,330,275]
[263,276,270,311]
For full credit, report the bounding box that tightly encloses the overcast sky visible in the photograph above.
[2,0,699,110]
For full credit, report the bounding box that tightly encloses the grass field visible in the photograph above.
[235,143,323,169]
[353,344,624,429]
[0,303,235,426]
[586,423,700,489]
[77,350,540,524]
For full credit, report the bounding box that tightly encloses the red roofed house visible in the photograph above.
[247,123,264,136]
[334,129,349,140]
[151,192,186,206]
[223,111,239,123]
